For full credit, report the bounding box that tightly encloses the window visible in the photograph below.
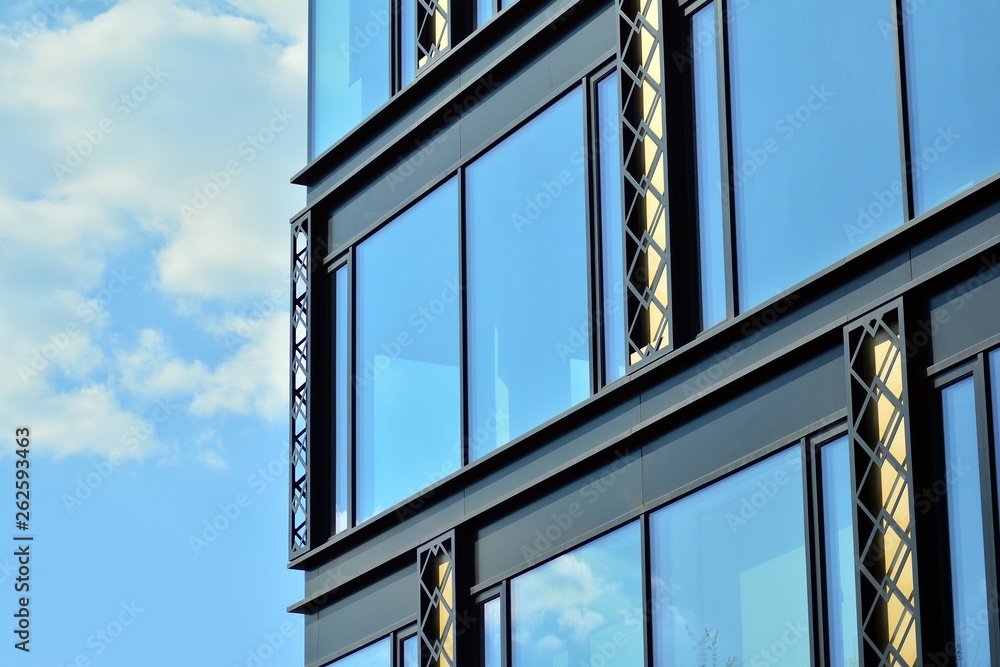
[728,0,902,310]
[476,0,495,28]
[693,2,726,329]
[597,72,627,382]
[482,597,502,667]
[820,436,860,666]
[334,266,350,533]
[651,448,810,666]
[510,522,643,667]
[402,635,419,667]
[356,177,461,521]
[905,0,1000,214]
[466,87,590,459]
[312,0,392,157]
[330,637,391,666]
[940,376,991,663]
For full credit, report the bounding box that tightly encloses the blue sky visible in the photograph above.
[0,0,306,664]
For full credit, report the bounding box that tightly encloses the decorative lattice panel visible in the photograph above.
[417,0,450,69]
[846,304,919,666]
[290,219,310,556]
[618,0,670,364]
[419,534,457,667]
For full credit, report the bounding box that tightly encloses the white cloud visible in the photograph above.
[0,0,304,460]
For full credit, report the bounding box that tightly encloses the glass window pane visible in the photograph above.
[906,0,1000,214]
[483,597,501,667]
[332,637,392,666]
[597,73,627,383]
[992,349,1000,501]
[356,178,461,522]
[821,435,860,667]
[312,0,391,157]
[401,0,417,88]
[652,448,810,666]
[729,1,902,310]
[334,265,350,533]
[693,2,726,330]
[476,0,494,28]
[941,376,991,663]
[403,635,419,667]
[511,522,643,667]
[467,88,590,459]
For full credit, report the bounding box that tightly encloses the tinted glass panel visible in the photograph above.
[729,1,901,310]
[476,0,494,27]
[334,266,350,533]
[941,376,991,662]
[511,522,642,667]
[821,436,859,667]
[356,178,461,521]
[312,0,391,157]
[597,73,627,383]
[401,0,417,87]
[332,637,391,666]
[906,0,1000,214]
[652,448,810,666]
[694,2,726,329]
[467,89,590,459]
[403,635,419,667]
[483,597,501,667]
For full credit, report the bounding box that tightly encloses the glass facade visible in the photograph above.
[821,436,860,667]
[334,266,350,534]
[467,88,590,459]
[483,597,501,667]
[510,522,642,667]
[941,376,991,663]
[330,638,391,666]
[729,0,902,309]
[693,2,726,329]
[402,635,418,667]
[597,72,627,383]
[651,449,810,666]
[906,0,1000,214]
[356,178,462,521]
[312,0,392,157]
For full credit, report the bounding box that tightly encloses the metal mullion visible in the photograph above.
[806,436,829,667]
[500,579,511,667]
[715,0,739,318]
[458,167,470,467]
[974,354,1000,666]
[346,245,357,530]
[640,512,654,667]
[585,72,604,394]
[391,0,402,94]
[890,0,916,221]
